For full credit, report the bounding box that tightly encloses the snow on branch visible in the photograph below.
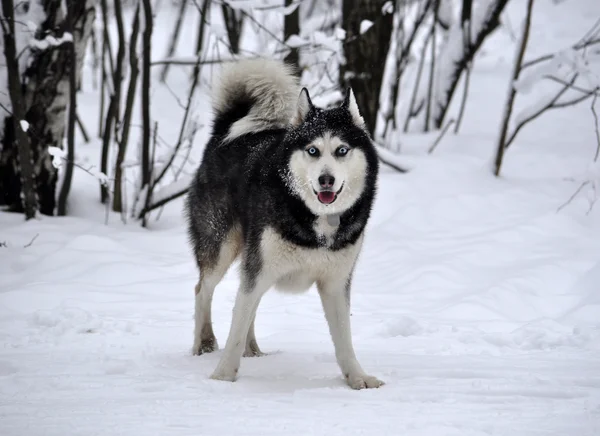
[29,32,73,50]
[48,146,109,187]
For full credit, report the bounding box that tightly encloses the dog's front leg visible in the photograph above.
[210,276,268,382]
[318,274,384,390]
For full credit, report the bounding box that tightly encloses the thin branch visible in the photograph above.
[521,37,600,71]
[544,75,600,95]
[505,74,578,150]
[557,181,590,212]
[591,93,600,161]
[403,27,433,132]
[551,91,595,109]
[0,101,12,116]
[139,185,189,217]
[374,141,410,173]
[428,118,455,154]
[76,113,90,143]
[159,0,188,82]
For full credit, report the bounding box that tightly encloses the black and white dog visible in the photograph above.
[185,59,382,389]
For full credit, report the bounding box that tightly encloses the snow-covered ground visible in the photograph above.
[1,1,600,435]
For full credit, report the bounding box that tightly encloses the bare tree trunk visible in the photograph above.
[140,0,153,211]
[453,0,473,133]
[283,0,300,73]
[190,0,210,84]
[57,6,78,216]
[0,0,95,216]
[403,27,432,132]
[340,0,394,136]
[424,0,439,132]
[1,0,37,219]
[221,3,244,54]
[159,0,187,83]
[100,0,126,204]
[113,4,141,214]
[494,0,534,177]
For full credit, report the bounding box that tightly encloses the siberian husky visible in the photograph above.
[185,59,382,389]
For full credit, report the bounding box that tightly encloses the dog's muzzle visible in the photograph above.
[313,183,344,205]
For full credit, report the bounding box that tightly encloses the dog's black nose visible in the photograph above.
[318,174,335,189]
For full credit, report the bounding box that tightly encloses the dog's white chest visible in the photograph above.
[313,214,340,247]
[260,227,363,287]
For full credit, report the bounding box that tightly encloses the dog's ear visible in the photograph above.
[340,87,366,129]
[291,87,313,126]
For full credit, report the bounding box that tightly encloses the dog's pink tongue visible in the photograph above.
[318,191,335,204]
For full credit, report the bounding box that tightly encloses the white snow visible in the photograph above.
[285,34,308,49]
[1,1,600,435]
[359,19,374,35]
[48,146,67,169]
[334,27,346,41]
[19,120,30,132]
[382,1,394,15]
[29,32,73,50]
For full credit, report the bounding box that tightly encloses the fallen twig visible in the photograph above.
[23,233,39,248]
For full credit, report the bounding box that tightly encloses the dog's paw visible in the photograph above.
[209,368,238,382]
[192,337,218,356]
[243,349,266,357]
[243,338,265,357]
[346,373,385,390]
[192,341,219,356]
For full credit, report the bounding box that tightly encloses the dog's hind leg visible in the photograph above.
[243,311,265,357]
[192,228,241,356]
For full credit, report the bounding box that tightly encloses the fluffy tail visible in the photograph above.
[211,59,300,141]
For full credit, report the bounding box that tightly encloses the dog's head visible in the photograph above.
[281,88,378,216]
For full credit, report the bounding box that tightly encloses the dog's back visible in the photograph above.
[185,60,300,272]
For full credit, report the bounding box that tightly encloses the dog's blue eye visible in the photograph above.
[307,147,319,156]
[336,146,349,157]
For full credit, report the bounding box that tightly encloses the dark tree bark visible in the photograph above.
[100,0,126,203]
[283,0,300,73]
[159,0,188,82]
[340,0,394,136]
[494,0,534,177]
[221,3,244,54]
[57,6,78,216]
[424,0,439,132]
[1,0,37,219]
[140,0,153,194]
[0,0,95,216]
[112,4,141,214]
[453,0,473,133]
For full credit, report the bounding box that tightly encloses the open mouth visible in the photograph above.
[313,183,344,205]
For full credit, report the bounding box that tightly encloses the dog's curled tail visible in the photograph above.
[211,59,300,141]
